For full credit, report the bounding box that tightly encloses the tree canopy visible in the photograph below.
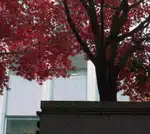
[0,0,150,101]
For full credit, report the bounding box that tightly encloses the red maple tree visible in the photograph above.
[0,0,150,101]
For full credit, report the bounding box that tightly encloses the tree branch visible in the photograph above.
[63,0,96,65]
[0,51,28,55]
[110,0,129,37]
[129,0,144,9]
[100,0,104,48]
[138,35,150,42]
[107,0,129,65]
[96,0,143,10]
[82,0,102,56]
[80,0,89,10]
[117,35,149,71]
[118,15,150,41]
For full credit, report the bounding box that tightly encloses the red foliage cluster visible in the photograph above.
[0,0,81,86]
[0,0,150,101]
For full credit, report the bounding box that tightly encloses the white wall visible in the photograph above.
[4,67,129,116]
[53,75,87,101]
[0,95,4,134]
[6,75,42,116]
[87,61,99,101]
[117,91,129,101]
[0,90,8,134]
[0,95,4,127]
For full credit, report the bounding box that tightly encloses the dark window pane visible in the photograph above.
[6,117,39,134]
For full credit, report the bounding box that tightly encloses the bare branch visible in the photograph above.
[63,0,96,65]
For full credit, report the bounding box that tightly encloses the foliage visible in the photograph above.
[0,0,150,101]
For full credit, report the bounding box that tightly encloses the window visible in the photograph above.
[52,54,87,101]
[6,117,39,134]
[69,54,87,75]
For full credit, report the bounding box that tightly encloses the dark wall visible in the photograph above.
[39,101,150,134]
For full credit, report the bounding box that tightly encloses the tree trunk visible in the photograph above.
[95,63,117,101]
[107,61,117,101]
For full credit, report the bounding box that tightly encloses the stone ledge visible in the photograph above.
[41,101,150,115]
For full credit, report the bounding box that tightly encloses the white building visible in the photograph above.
[0,55,129,134]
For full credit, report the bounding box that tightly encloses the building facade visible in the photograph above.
[0,55,129,134]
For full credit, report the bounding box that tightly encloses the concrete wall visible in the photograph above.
[41,114,150,134]
[39,102,150,134]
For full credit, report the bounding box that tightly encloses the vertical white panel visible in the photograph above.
[41,80,53,100]
[87,61,99,101]
[0,89,8,134]
[53,75,87,101]
[0,92,5,134]
[7,75,42,116]
[0,69,10,134]
[0,95,4,130]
